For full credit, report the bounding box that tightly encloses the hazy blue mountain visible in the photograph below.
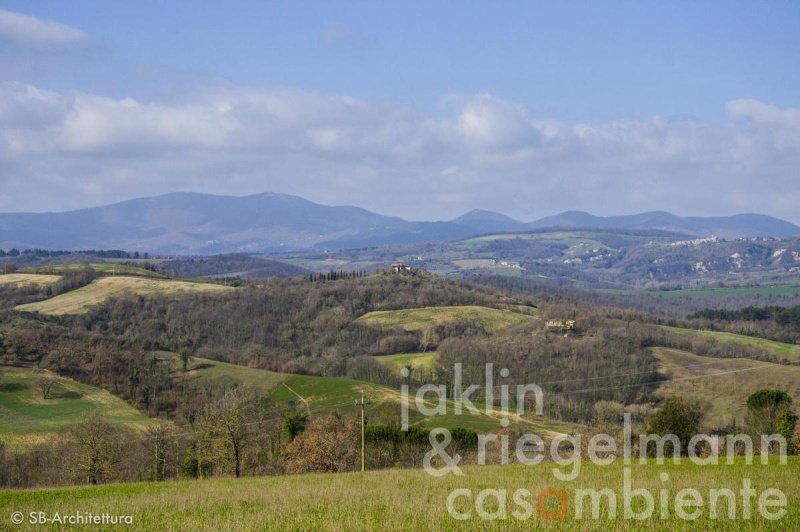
[528,211,800,238]
[451,209,528,234]
[0,192,473,253]
[1,193,797,253]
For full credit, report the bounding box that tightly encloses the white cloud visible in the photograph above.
[726,99,800,126]
[0,81,797,222]
[0,8,86,47]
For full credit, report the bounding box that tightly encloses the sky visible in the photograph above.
[0,1,798,222]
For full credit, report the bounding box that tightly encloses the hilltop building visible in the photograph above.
[546,319,576,331]
[390,263,412,274]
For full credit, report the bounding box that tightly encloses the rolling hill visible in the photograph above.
[180,356,567,435]
[450,209,529,234]
[26,262,165,278]
[0,273,61,287]
[0,368,156,446]
[529,210,800,238]
[15,276,231,315]
[658,325,800,361]
[652,347,800,428]
[356,305,538,332]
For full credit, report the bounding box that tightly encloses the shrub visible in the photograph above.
[646,397,703,454]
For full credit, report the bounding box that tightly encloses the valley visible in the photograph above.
[1,223,799,527]
[2,3,798,528]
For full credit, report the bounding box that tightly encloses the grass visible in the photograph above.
[14,276,231,315]
[1,459,797,530]
[180,357,378,419]
[0,273,61,287]
[285,372,571,436]
[374,352,438,372]
[0,367,156,447]
[182,357,288,394]
[181,356,568,436]
[658,325,800,360]
[652,347,800,428]
[270,374,398,418]
[357,305,535,332]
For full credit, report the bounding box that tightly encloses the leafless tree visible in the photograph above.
[68,418,120,485]
[36,376,57,399]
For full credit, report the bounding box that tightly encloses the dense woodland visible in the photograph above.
[688,305,800,344]
[159,253,309,279]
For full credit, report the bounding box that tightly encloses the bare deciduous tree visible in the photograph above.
[142,422,178,481]
[199,387,252,478]
[36,376,57,400]
[68,418,120,485]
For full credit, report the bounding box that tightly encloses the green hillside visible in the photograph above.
[374,352,438,372]
[180,357,568,436]
[659,325,800,360]
[0,367,156,446]
[181,357,287,394]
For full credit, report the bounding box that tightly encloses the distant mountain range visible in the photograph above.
[0,192,798,253]
[525,210,800,239]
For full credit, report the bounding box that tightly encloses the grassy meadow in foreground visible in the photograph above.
[1,460,797,530]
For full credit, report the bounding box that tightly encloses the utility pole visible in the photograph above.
[355,390,371,472]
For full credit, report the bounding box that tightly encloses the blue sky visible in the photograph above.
[0,1,798,221]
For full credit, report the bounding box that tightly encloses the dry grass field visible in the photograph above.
[357,305,535,332]
[0,273,61,287]
[14,276,231,315]
[652,347,800,428]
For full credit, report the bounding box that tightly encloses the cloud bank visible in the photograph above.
[0,80,798,221]
[0,9,86,47]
